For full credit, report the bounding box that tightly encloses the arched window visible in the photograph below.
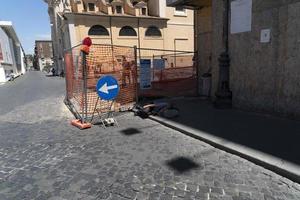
[145,26,161,37]
[119,26,137,36]
[88,25,109,36]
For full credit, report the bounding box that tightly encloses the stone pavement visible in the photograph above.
[0,72,300,200]
[152,98,300,167]
[147,98,300,182]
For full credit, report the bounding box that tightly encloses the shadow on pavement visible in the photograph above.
[158,99,300,166]
[166,157,200,174]
[120,128,142,136]
[45,74,56,77]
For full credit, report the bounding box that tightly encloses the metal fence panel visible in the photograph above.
[65,44,137,123]
[137,48,198,98]
[64,44,197,123]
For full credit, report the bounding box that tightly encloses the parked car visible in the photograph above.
[6,74,14,81]
[5,73,18,81]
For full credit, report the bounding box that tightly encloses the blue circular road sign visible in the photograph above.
[96,76,119,101]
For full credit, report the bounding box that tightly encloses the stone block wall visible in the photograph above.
[210,0,300,118]
[230,0,300,118]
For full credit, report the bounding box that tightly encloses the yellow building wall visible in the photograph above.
[72,15,168,50]
[74,16,111,44]
[67,5,194,58]
[111,17,139,47]
[166,7,194,24]
[165,7,194,52]
[138,18,166,50]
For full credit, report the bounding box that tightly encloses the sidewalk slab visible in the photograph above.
[148,98,300,183]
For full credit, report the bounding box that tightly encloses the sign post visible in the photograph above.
[95,75,120,127]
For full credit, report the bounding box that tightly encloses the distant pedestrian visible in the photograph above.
[122,56,131,86]
[60,70,64,77]
[51,68,56,76]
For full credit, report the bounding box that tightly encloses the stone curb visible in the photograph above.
[149,115,300,184]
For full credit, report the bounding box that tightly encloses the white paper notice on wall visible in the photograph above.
[260,29,271,43]
[230,0,252,34]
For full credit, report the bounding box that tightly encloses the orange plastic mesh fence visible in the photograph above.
[137,49,197,98]
[65,46,85,117]
[85,45,137,114]
[65,44,137,121]
[65,44,197,122]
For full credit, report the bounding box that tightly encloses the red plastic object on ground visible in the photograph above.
[71,119,92,130]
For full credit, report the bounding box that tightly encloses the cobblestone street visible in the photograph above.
[0,72,300,200]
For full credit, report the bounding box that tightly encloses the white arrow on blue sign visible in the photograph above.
[96,76,119,101]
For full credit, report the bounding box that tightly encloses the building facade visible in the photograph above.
[44,0,194,74]
[0,21,26,83]
[25,54,34,70]
[34,40,54,71]
[169,0,300,118]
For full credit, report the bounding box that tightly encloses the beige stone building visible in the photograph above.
[169,0,300,118]
[44,0,194,74]
[34,40,54,71]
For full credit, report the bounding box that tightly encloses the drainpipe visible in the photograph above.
[224,0,229,53]
[174,39,176,68]
[194,7,200,95]
[110,16,113,45]
[137,17,141,60]
[214,0,232,108]
[110,16,115,70]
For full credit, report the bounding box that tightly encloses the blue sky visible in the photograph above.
[0,0,51,54]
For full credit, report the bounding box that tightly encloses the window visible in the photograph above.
[115,5,122,14]
[141,8,146,15]
[145,26,161,37]
[88,25,109,36]
[174,6,187,16]
[175,6,185,12]
[88,3,95,11]
[119,26,137,36]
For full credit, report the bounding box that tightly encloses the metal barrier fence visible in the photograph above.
[137,48,197,98]
[64,44,197,123]
[65,44,137,123]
